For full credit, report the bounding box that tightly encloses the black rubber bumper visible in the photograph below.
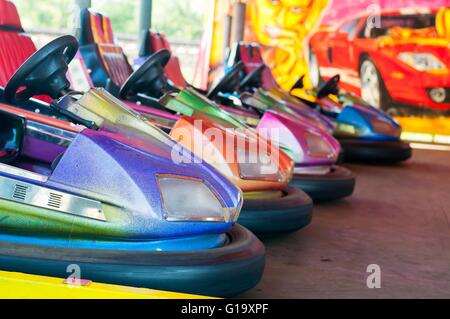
[291,166,356,202]
[340,139,412,164]
[239,186,313,235]
[0,225,265,298]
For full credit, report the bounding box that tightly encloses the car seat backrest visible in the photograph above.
[80,9,113,45]
[79,9,133,88]
[238,43,264,73]
[0,0,38,87]
[0,0,24,31]
[150,31,171,52]
[138,30,188,89]
[236,43,279,90]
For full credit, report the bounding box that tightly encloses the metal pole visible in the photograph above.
[73,0,91,37]
[231,0,246,44]
[75,0,91,9]
[223,14,232,56]
[139,0,153,33]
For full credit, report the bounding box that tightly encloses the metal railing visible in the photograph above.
[27,28,201,83]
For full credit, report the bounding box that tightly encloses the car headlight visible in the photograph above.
[157,175,241,223]
[236,148,284,182]
[371,118,401,137]
[427,88,448,103]
[335,123,359,137]
[398,53,447,71]
[304,132,335,159]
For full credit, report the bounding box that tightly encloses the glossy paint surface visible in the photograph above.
[75,89,291,191]
[162,88,338,166]
[336,100,402,141]
[310,8,450,111]
[70,49,293,192]
[264,87,336,132]
[0,128,238,240]
[162,89,248,129]
[162,89,295,179]
[0,271,209,299]
[232,42,403,141]
[0,93,244,246]
[0,231,227,251]
[258,111,340,166]
[170,115,292,191]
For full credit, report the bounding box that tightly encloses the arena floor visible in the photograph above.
[240,149,450,299]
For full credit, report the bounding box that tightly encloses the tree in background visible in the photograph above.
[92,0,138,36]
[152,0,206,41]
[14,0,73,30]
[13,0,206,41]
[94,0,206,40]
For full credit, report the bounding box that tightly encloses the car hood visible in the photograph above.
[376,33,450,62]
[46,127,241,239]
[338,103,402,140]
[170,115,293,192]
[257,110,340,166]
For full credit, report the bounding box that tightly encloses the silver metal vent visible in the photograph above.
[0,174,106,222]
[48,193,63,209]
[13,184,28,201]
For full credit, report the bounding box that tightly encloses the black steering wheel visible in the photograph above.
[5,35,78,104]
[119,49,171,99]
[239,64,266,92]
[290,75,305,93]
[207,62,245,99]
[317,74,340,99]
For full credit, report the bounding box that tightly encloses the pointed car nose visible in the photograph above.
[257,110,341,166]
[48,127,243,240]
[338,104,401,140]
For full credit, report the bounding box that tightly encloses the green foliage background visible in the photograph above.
[13,0,207,40]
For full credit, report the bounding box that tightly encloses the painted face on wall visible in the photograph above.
[253,0,314,40]
[245,0,330,90]
[260,0,313,28]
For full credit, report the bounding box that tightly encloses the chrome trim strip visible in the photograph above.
[26,121,77,147]
[294,165,332,176]
[0,175,106,222]
[0,163,48,182]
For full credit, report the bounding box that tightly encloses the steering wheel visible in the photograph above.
[239,64,266,92]
[290,75,305,93]
[317,74,340,99]
[119,49,171,99]
[207,62,245,99]
[5,35,78,104]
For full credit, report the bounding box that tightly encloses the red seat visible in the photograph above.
[0,0,38,87]
[139,30,188,89]
[79,9,133,88]
[234,43,279,90]
[0,0,52,102]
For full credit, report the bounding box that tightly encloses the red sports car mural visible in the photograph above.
[309,7,450,113]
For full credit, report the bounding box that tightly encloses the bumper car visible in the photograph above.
[0,4,312,235]
[0,271,208,299]
[228,42,412,164]
[291,76,413,163]
[74,51,312,234]
[74,8,314,231]
[132,30,356,202]
[0,24,265,297]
